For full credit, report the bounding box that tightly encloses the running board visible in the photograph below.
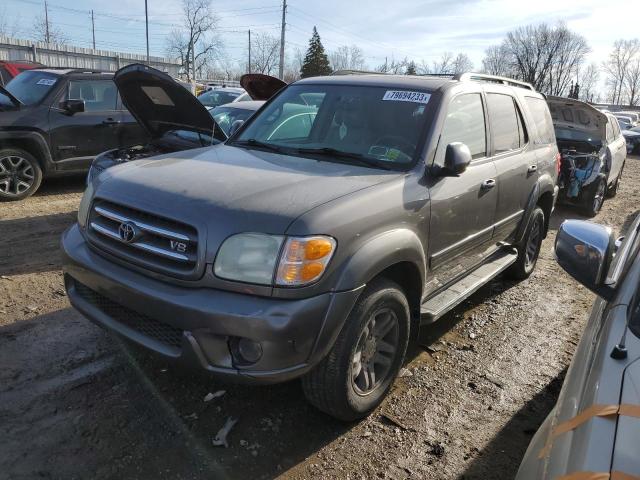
[420,250,518,323]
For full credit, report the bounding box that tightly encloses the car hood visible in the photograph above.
[114,63,223,140]
[240,73,287,100]
[95,144,400,248]
[547,96,608,140]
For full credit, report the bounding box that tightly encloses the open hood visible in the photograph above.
[240,73,287,101]
[547,96,608,140]
[114,63,221,140]
[0,84,23,108]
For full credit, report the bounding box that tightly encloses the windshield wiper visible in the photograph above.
[294,147,394,170]
[234,138,288,154]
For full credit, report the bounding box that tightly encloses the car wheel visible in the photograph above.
[606,163,624,198]
[506,206,544,281]
[302,278,410,421]
[0,148,43,201]
[583,177,606,217]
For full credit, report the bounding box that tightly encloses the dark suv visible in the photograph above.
[62,72,560,420]
[0,68,148,200]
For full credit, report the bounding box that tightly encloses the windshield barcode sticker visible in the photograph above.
[36,78,56,86]
[382,90,431,104]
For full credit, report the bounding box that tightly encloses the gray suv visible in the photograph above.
[62,72,559,420]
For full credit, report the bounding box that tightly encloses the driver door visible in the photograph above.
[425,92,499,295]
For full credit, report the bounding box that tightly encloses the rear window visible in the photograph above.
[525,97,555,144]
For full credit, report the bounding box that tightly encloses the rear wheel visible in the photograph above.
[302,278,410,421]
[0,148,43,201]
[606,163,624,198]
[583,177,606,217]
[506,207,544,280]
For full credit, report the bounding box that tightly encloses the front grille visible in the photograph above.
[74,281,183,351]
[87,199,199,277]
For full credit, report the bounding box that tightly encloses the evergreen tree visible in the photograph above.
[405,61,417,75]
[300,27,332,78]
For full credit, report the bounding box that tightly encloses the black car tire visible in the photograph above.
[606,163,624,198]
[302,278,410,421]
[0,148,43,201]
[506,206,545,281]
[583,176,606,217]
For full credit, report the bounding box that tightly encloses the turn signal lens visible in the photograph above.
[276,236,336,286]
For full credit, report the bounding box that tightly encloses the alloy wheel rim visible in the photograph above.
[593,181,605,212]
[525,215,542,268]
[0,155,34,196]
[351,307,399,396]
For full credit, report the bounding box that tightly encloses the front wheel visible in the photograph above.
[583,177,606,217]
[506,206,545,280]
[302,278,410,421]
[0,148,43,201]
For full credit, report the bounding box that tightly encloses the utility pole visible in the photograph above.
[44,0,50,44]
[144,0,150,63]
[278,0,286,80]
[248,29,251,74]
[91,10,95,50]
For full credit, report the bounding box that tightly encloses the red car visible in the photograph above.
[0,60,43,86]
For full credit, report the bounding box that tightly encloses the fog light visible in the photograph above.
[238,338,263,363]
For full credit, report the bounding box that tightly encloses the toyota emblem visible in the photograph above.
[118,222,139,243]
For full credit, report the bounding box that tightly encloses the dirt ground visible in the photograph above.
[1,158,639,480]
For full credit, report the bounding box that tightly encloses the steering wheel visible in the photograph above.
[372,135,416,156]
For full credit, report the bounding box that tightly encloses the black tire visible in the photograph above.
[0,148,43,201]
[582,176,606,217]
[606,163,624,198]
[302,278,410,421]
[506,206,544,281]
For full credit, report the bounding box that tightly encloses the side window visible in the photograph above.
[435,93,486,165]
[67,80,117,112]
[605,120,614,143]
[486,93,521,154]
[525,97,555,145]
[612,119,621,138]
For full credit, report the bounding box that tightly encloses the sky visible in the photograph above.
[1,0,638,72]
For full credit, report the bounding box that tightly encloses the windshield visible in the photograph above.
[554,127,602,145]
[198,90,241,108]
[5,70,60,105]
[233,84,432,170]
[211,105,257,136]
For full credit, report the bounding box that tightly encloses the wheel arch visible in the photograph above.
[0,131,54,174]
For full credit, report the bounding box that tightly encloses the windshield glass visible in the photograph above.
[198,90,241,108]
[234,84,432,170]
[211,106,257,136]
[554,127,602,145]
[5,70,60,105]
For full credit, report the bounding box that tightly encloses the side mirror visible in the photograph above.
[443,142,472,176]
[229,119,244,137]
[59,99,85,115]
[555,219,615,300]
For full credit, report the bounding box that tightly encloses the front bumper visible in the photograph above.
[62,224,362,384]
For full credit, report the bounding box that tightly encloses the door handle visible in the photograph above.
[527,164,538,174]
[102,118,120,125]
[481,178,496,190]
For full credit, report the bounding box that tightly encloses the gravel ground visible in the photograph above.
[1,158,639,480]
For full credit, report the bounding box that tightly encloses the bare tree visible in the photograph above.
[603,39,640,105]
[0,7,20,37]
[249,32,280,75]
[166,0,222,82]
[481,45,514,76]
[376,55,409,74]
[330,45,365,71]
[625,55,640,106]
[283,47,304,83]
[32,13,68,44]
[418,52,472,75]
[577,63,600,102]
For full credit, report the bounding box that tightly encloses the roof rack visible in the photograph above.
[454,72,534,91]
[330,69,385,76]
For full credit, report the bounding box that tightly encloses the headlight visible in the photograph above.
[213,234,336,286]
[214,233,284,284]
[77,181,94,228]
[275,236,336,286]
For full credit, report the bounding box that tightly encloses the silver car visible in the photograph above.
[516,214,640,478]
